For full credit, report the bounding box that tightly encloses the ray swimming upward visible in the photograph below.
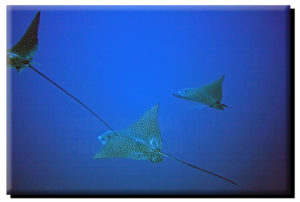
[7,11,115,133]
[94,104,237,185]
[174,75,228,110]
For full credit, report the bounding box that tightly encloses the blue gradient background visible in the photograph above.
[7,6,291,195]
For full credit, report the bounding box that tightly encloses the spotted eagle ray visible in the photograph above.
[173,75,228,110]
[94,104,237,185]
[8,12,237,186]
[7,11,114,131]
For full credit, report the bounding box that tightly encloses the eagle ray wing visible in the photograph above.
[196,75,224,102]
[94,135,147,160]
[121,104,162,150]
[9,12,40,59]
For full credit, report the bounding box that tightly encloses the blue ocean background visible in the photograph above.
[7,6,291,195]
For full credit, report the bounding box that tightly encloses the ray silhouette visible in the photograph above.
[8,11,237,186]
[7,11,115,132]
[94,104,237,185]
[174,75,228,110]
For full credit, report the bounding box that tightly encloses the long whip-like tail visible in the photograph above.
[28,64,236,186]
[156,150,237,186]
[28,64,117,134]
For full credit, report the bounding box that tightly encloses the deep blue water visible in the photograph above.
[7,6,291,195]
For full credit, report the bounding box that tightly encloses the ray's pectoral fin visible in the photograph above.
[94,135,147,160]
[200,75,225,102]
[9,11,40,59]
[95,104,164,163]
[123,104,162,150]
[7,11,40,72]
[174,75,227,111]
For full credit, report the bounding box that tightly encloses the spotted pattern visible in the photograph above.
[122,104,162,150]
[94,104,163,163]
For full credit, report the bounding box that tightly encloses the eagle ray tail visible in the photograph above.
[156,150,237,186]
[28,64,117,134]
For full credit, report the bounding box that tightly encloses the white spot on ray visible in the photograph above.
[94,104,163,162]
